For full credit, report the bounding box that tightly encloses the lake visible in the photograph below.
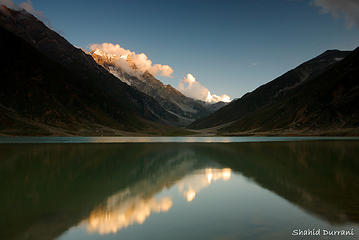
[1,137,359,240]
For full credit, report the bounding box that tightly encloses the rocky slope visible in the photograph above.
[189,48,359,135]
[0,6,186,136]
[91,50,225,125]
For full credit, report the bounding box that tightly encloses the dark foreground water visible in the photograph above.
[1,138,359,240]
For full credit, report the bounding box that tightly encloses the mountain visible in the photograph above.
[0,6,188,136]
[189,48,359,135]
[90,50,224,125]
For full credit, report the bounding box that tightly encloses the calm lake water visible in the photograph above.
[1,137,359,240]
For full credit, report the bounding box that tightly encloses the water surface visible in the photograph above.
[1,139,359,240]
[1,136,358,143]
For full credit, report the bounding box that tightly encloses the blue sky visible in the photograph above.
[11,0,359,100]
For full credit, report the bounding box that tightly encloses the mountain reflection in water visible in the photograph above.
[84,168,231,234]
[0,141,358,240]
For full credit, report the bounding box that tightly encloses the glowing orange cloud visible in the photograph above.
[90,43,174,78]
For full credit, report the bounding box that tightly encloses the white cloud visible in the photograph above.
[312,0,359,28]
[178,73,231,103]
[90,43,174,78]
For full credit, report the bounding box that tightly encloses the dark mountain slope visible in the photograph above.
[189,48,358,135]
[130,72,216,123]
[0,7,182,135]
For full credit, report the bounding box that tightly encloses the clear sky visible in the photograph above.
[11,0,359,100]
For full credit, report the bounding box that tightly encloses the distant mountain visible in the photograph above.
[0,6,187,136]
[90,50,225,125]
[189,48,359,135]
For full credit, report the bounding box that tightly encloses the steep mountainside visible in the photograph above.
[189,48,359,135]
[0,6,185,136]
[91,50,225,125]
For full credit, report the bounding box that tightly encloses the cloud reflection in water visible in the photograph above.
[87,196,172,234]
[82,168,231,234]
[178,168,231,202]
